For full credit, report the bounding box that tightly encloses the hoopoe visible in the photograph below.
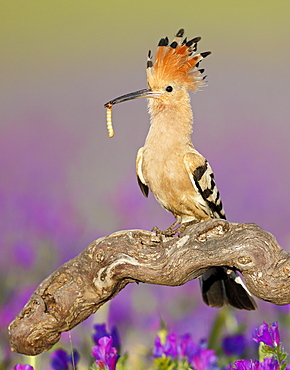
[104,29,257,310]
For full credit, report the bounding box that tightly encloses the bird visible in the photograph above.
[104,29,257,310]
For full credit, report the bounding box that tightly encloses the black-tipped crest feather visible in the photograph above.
[200,51,211,58]
[175,28,185,37]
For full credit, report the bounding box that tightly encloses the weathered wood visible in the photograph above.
[8,219,290,355]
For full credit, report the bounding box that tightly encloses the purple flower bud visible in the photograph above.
[51,349,68,370]
[253,322,280,348]
[93,324,109,344]
[110,326,121,351]
[270,322,280,347]
[93,324,120,351]
[51,348,79,370]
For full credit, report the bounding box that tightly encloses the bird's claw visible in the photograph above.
[152,220,199,237]
[151,225,179,237]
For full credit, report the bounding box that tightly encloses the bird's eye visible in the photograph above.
[166,86,173,92]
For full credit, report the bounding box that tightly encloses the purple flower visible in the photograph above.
[253,322,280,348]
[93,324,120,351]
[230,358,279,370]
[261,358,280,370]
[163,333,178,358]
[92,336,120,370]
[51,348,79,370]
[14,365,34,370]
[153,332,194,360]
[181,337,218,369]
[229,359,252,370]
[222,334,246,357]
[152,332,218,369]
[179,333,198,358]
[152,335,164,358]
[190,348,219,370]
[152,333,178,359]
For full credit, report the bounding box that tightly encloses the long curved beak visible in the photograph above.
[104,88,162,108]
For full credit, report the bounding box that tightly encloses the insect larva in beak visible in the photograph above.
[106,106,114,138]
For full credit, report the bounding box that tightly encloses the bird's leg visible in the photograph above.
[152,218,201,237]
[152,219,181,237]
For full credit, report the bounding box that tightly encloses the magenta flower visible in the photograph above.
[229,359,252,370]
[253,322,280,348]
[92,336,120,370]
[190,348,218,370]
[14,365,34,370]
[163,333,178,358]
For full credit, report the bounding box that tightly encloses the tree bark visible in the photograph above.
[8,219,290,356]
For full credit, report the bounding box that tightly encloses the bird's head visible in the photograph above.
[104,29,211,112]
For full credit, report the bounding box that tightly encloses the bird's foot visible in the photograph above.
[151,219,182,237]
[152,220,200,237]
[151,226,176,237]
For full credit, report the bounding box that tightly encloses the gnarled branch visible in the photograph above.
[8,219,290,356]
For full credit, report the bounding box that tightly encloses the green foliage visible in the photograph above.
[259,342,289,370]
[152,356,192,370]
[116,352,129,370]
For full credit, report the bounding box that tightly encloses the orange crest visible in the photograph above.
[147,29,211,91]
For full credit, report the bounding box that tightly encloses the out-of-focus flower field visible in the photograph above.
[1,1,290,369]
[12,321,290,369]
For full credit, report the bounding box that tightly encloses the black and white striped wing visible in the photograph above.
[184,153,226,219]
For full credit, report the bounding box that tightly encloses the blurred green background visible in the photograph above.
[1,0,290,368]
